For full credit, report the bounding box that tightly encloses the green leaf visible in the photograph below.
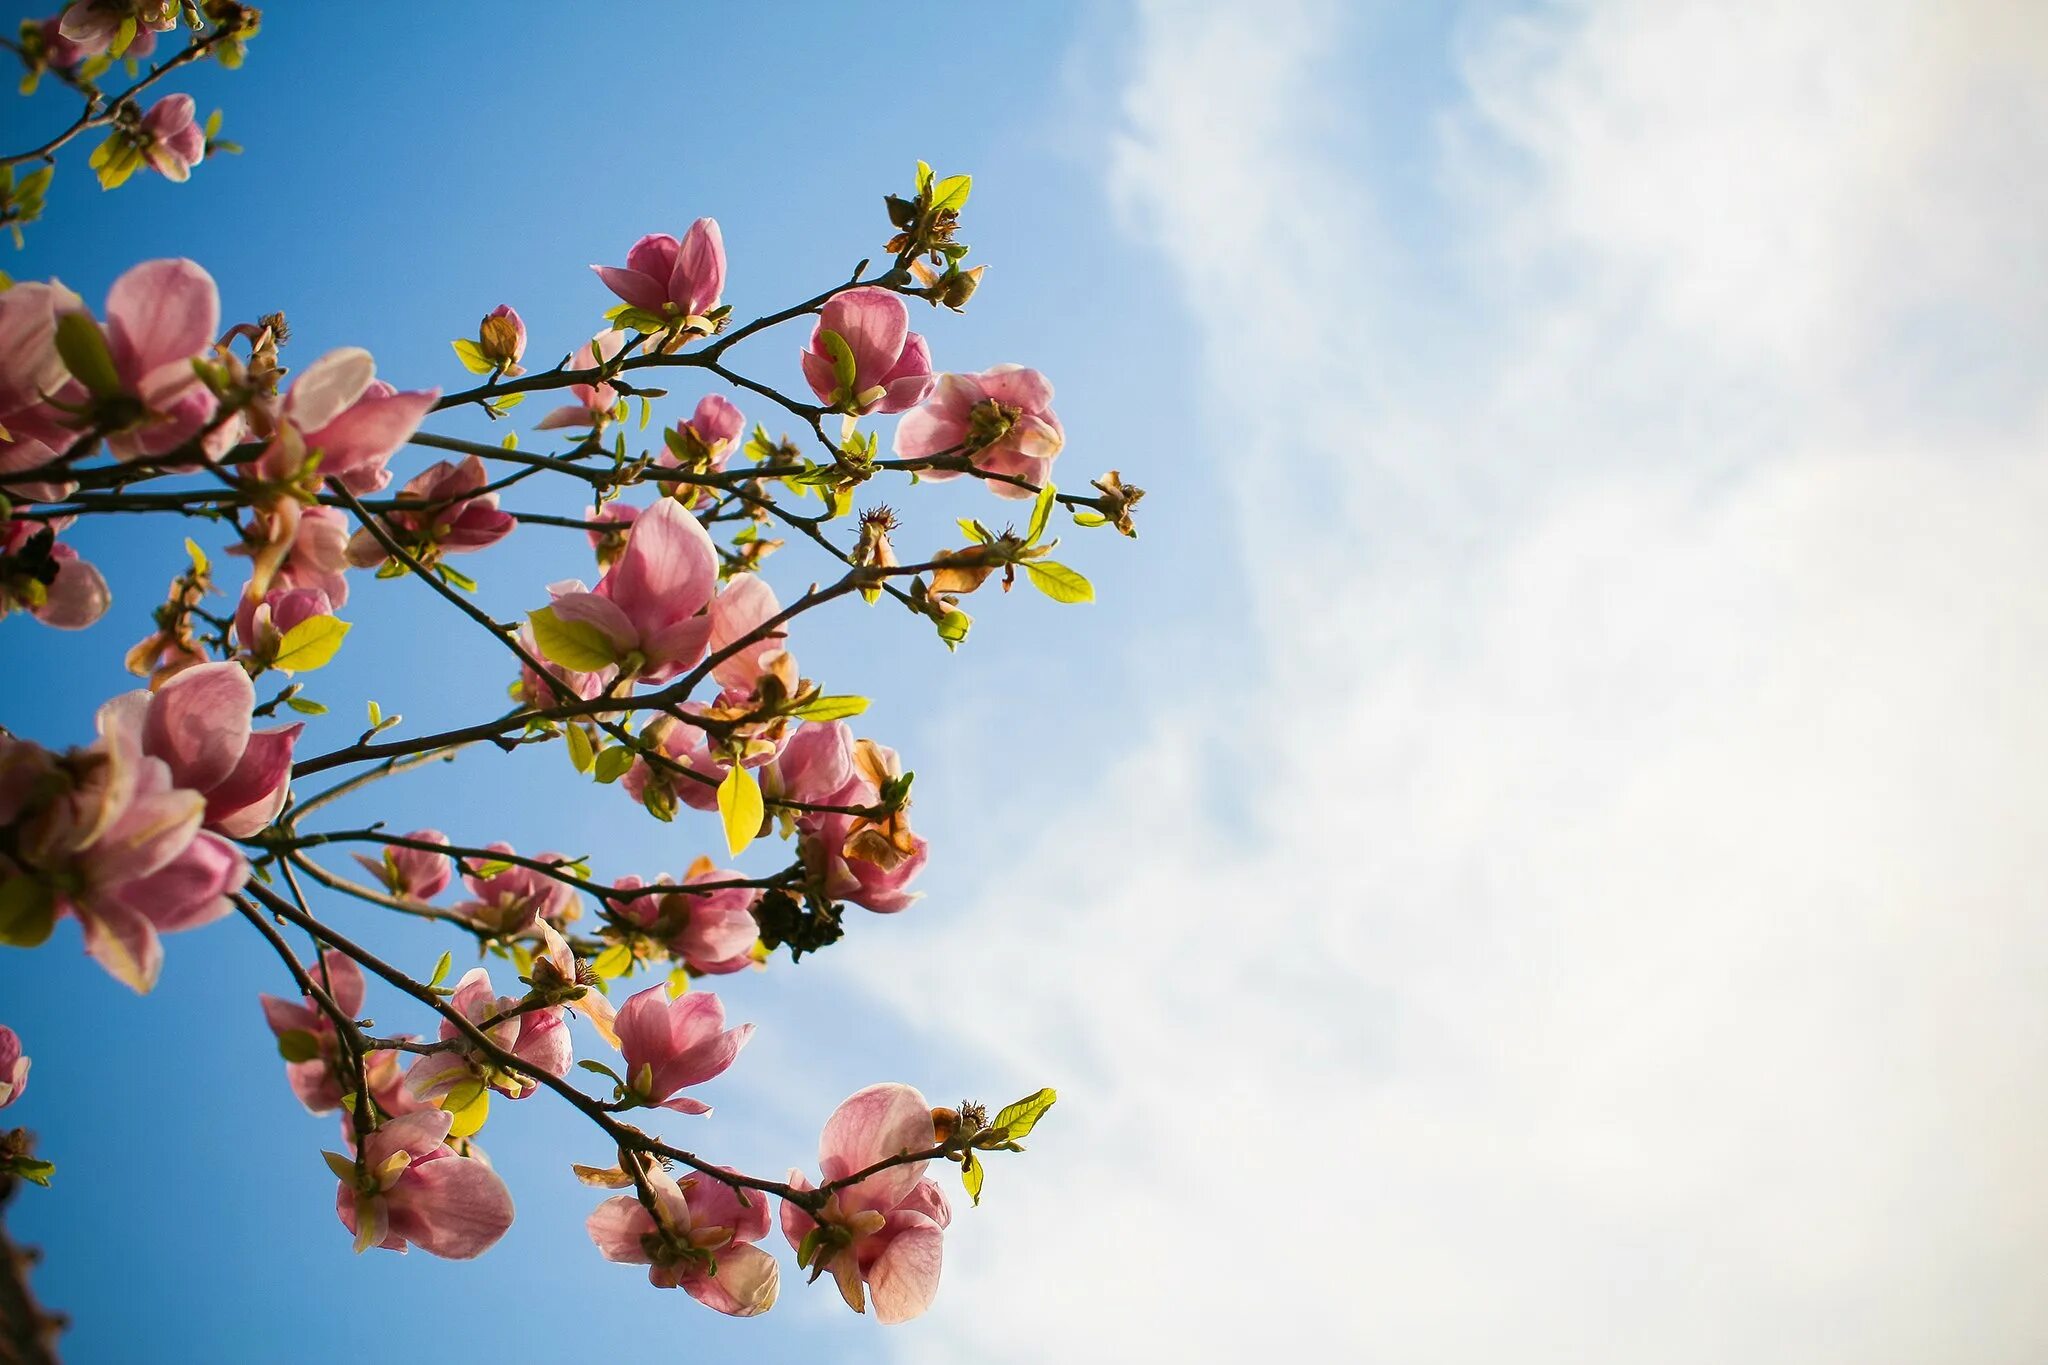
[993,1087,1057,1140]
[451,337,494,375]
[54,312,121,396]
[956,517,991,544]
[10,1157,55,1187]
[272,615,351,674]
[445,1081,491,1138]
[321,1149,358,1183]
[931,173,972,213]
[1071,510,1109,527]
[528,605,619,673]
[276,1029,322,1063]
[0,877,56,948]
[578,1058,624,1085]
[367,700,383,727]
[934,608,972,651]
[1023,561,1094,604]
[285,696,329,716]
[565,723,595,774]
[961,1150,984,1205]
[638,396,652,431]
[437,563,479,593]
[717,760,764,857]
[593,744,636,784]
[427,950,453,989]
[487,392,525,412]
[818,328,857,396]
[791,694,870,722]
[1026,483,1057,545]
[915,159,933,193]
[591,943,634,979]
[183,537,209,575]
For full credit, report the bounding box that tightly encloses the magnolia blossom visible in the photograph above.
[613,983,752,1113]
[75,258,233,463]
[351,829,453,903]
[593,220,726,329]
[0,1026,27,1109]
[0,697,247,992]
[620,710,730,816]
[512,620,609,708]
[587,1164,779,1315]
[138,93,204,182]
[234,502,352,606]
[612,862,760,975]
[137,662,300,838]
[476,304,526,374]
[799,288,933,416]
[545,496,718,683]
[768,720,857,807]
[231,584,335,668]
[536,332,624,431]
[59,1,177,56]
[0,279,85,502]
[405,967,571,1106]
[266,347,437,495]
[345,455,514,568]
[781,1083,951,1323]
[893,365,1064,499]
[332,1109,515,1259]
[0,518,110,628]
[794,732,927,913]
[583,500,639,570]
[451,842,579,935]
[657,394,744,506]
[705,572,795,700]
[258,950,366,1114]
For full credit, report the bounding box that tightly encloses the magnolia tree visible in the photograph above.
[0,3,1143,1347]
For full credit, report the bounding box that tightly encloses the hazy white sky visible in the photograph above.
[871,1,2048,1358]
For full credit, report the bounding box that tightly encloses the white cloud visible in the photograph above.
[868,1,2048,1359]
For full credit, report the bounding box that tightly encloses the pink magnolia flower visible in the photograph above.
[0,279,86,503]
[233,503,352,606]
[657,394,745,506]
[620,709,729,816]
[231,583,335,668]
[268,347,438,495]
[137,661,301,838]
[613,983,752,1113]
[0,1026,27,1109]
[545,496,717,684]
[2,698,248,992]
[587,1164,779,1315]
[799,288,933,416]
[344,455,514,569]
[705,572,795,700]
[37,16,90,70]
[612,862,759,976]
[512,619,610,708]
[796,737,927,914]
[258,949,366,1114]
[536,332,624,431]
[583,500,639,571]
[138,93,204,182]
[1,518,110,629]
[405,966,572,1106]
[592,220,726,328]
[893,365,1064,500]
[351,829,453,903]
[452,843,579,937]
[67,258,232,463]
[530,920,617,1048]
[780,1083,951,1323]
[58,1,176,57]
[332,1109,515,1259]
[767,720,856,807]
[477,304,526,375]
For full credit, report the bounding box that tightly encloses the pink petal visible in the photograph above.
[203,723,301,837]
[818,1082,935,1214]
[144,661,254,793]
[592,266,668,315]
[34,552,110,629]
[867,1212,945,1324]
[820,288,908,391]
[706,573,782,693]
[110,829,245,933]
[684,1242,779,1317]
[586,1194,655,1263]
[78,894,164,993]
[602,497,717,636]
[975,363,1054,411]
[388,1154,515,1259]
[672,218,725,316]
[104,258,219,384]
[287,348,376,433]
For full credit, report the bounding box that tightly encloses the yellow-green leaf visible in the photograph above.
[1023,561,1094,604]
[961,1150,985,1205]
[272,615,351,673]
[445,1081,491,1138]
[931,174,972,213]
[184,537,209,575]
[527,606,618,673]
[717,760,763,857]
[565,723,595,773]
[0,877,54,948]
[451,337,494,375]
[993,1087,1057,1140]
[791,695,869,722]
[54,312,120,396]
[591,943,634,979]
[1026,483,1056,545]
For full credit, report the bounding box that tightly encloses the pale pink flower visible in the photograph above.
[767,721,856,808]
[893,365,1064,500]
[780,1083,951,1323]
[592,220,726,326]
[58,1,175,57]
[258,949,366,1114]
[344,455,514,568]
[451,842,579,937]
[545,496,717,683]
[613,982,751,1113]
[0,1025,27,1109]
[0,279,86,502]
[705,572,794,700]
[138,93,204,182]
[71,258,233,463]
[656,394,745,504]
[332,1109,515,1258]
[231,583,334,667]
[611,864,759,976]
[136,661,301,838]
[799,288,933,416]
[351,829,453,903]
[234,503,352,607]
[271,347,438,495]
[535,332,624,431]
[404,966,572,1105]
[1,518,110,629]
[587,1164,779,1315]
[796,737,927,914]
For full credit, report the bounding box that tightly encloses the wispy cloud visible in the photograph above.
[871,1,2048,1358]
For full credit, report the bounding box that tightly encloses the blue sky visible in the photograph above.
[11,1,2048,1362]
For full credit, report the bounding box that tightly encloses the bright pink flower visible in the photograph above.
[273,347,438,495]
[545,496,717,684]
[137,661,301,838]
[405,966,571,1105]
[452,843,579,936]
[0,279,85,503]
[234,503,352,607]
[38,16,89,69]
[797,737,927,914]
[536,332,624,431]
[231,583,335,668]
[0,1026,27,1109]
[612,865,759,976]
[344,455,514,568]
[592,220,726,325]
[583,499,640,570]
[351,829,453,903]
[512,618,610,708]
[58,1,176,57]
[258,949,366,1114]
[69,259,231,463]
[768,721,856,807]
[587,1164,779,1315]
[799,288,933,416]
[1,518,110,629]
[332,1109,515,1259]
[893,365,1064,500]
[780,1083,951,1323]
[705,572,794,699]
[657,395,745,502]
[613,983,751,1113]
[138,93,204,183]
[620,709,729,816]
